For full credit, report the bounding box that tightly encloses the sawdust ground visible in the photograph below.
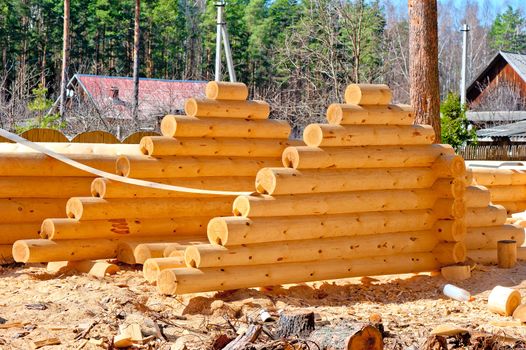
[0,262,525,349]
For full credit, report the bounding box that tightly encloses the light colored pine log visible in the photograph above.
[143,257,186,283]
[161,115,291,139]
[139,136,296,157]
[0,177,93,198]
[433,220,466,242]
[493,201,526,214]
[432,178,466,199]
[0,198,66,224]
[326,103,413,125]
[498,240,517,268]
[465,168,474,185]
[157,252,442,295]
[163,243,193,258]
[233,188,450,218]
[487,185,526,202]
[344,84,392,105]
[0,245,13,263]
[116,155,282,178]
[47,260,119,277]
[41,217,208,240]
[208,210,449,246]
[488,286,522,316]
[91,177,254,199]
[441,265,471,281]
[466,205,507,227]
[433,242,466,264]
[205,81,249,100]
[66,197,233,220]
[303,124,435,147]
[431,155,466,178]
[465,185,491,208]
[468,247,526,264]
[0,142,142,155]
[185,98,270,119]
[282,144,454,169]
[0,222,42,244]
[470,167,526,186]
[116,237,201,264]
[465,225,525,250]
[12,239,119,263]
[134,242,197,264]
[433,199,466,219]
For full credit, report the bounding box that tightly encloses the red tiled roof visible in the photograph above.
[74,74,206,119]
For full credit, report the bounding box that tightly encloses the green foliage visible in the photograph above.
[440,92,476,150]
[16,84,65,133]
[490,5,526,53]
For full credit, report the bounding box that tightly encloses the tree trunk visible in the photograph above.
[132,0,141,124]
[408,0,441,142]
[59,0,70,120]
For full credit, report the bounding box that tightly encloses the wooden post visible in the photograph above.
[497,240,517,269]
[132,0,140,123]
[59,0,70,120]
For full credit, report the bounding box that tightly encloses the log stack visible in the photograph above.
[12,82,294,265]
[155,83,471,295]
[0,143,142,263]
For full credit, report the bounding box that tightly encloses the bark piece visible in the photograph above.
[308,323,383,350]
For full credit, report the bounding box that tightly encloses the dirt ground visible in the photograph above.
[1,262,526,349]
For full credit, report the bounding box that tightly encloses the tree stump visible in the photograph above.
[275,311,315,338]
[308,323,383,350]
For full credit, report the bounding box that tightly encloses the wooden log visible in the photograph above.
[91,177,254,199]
[344,84,392,105]
[487,185,526,202]
[205,81,249,100]
[0,177,93,198]
[160,115,291,139]
[0,142,142,155]
[493,201,526,214]
[326,103,413,126]
[308,323,383,350]
[432,155,466,178]
[432,178,466,199]
[143,257,186,283]
[433,242,466,264]
[116,237,205,264]
[233,189,449,218]
[185,98,270,119]
[134,242,199,264]
[468,247,526,264]
[470,167,526,186]
[13,239,119,263]
[488,286,522,316]
[41,217,209,240]
[116,155,282,178]
[282,144,454,169]
[0,245,13,263]
[0,153,120,177]
[66,197,233,220]
[466,205,507,227]
[441,265,471,282]
[465,168,474,185]
[433,199,466,219]
[303,124,435,147]
[139,136,294,157]
[188,231,442,268]
[157,252,442,295]
[465,225,525,250]
[498,240,517,269]
[465,185,491,208]
[255,165,464,196]
[47,260,119,277]
[0,222,42,244]
[208,210,437,246]
[0,198,66,223]
[433,220,466,242]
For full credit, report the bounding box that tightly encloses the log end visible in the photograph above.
[90,178,107,198]
[184,246,201,268]
[160,115,177,137]
[143,259,161,283]
[65,197,83,219]
[12,240,30,263]
[303,124,323,147]
[281,147,300,169]
[139,137,154,156]
[232,196,250,217]
[184,98,198,118]
[255,168,277,195]
[345,325,383,350]
[207,217,229,246]
[326,104,343,125]
[40,219,55,239]
[115,156,131,177]
[157,268,178,295]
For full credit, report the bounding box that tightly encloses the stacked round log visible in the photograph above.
[155,83,471,295]
[470,167,526,214]
[0,143,142,263]
[12,81,294,265]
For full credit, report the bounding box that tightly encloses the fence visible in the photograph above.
[458,144,526,160]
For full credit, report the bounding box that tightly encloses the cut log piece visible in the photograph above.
[466,205,507,227]
[487,185,526,202]
[41,217,208,240]
[0,177,93,198]
[513,304,526,322]
[471,168,526,186]
[308,323,383,350]
[91,177,254,199]
[188,231,443,268]
[465,186,491,208]
[488,286,522,316]
[0,153,119,177]
[205,81,248,100]
[498,240,517,269]
[326,103,414,125]
[303,124,435,147]
[66,197,233,220]
[233,189,448,218]
[465,225,525,250]
[282,144,454,170]
[116,155,282,178]
[143,257,186,283]
[160,115,291,139]
[47,260,119,277]
[133,241,206,265]
[441,265,471,282]
[275,311,315,338]
[116,237,206,264]
[0,223,42,244]
[13,239,119,263]
[139,136,295,157]
[345,83,392,105]
[207,210,436,246]
[157,252,442,295]
[0,142,142,155]
[0,198,66,223]
[185,98,270,119]
[0,245,13,264]
[468,247,526,264]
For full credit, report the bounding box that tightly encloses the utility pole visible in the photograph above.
[59,0,70,121]
[132,0,140,124]
[214,1,236,82]
[460,24,470,107]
